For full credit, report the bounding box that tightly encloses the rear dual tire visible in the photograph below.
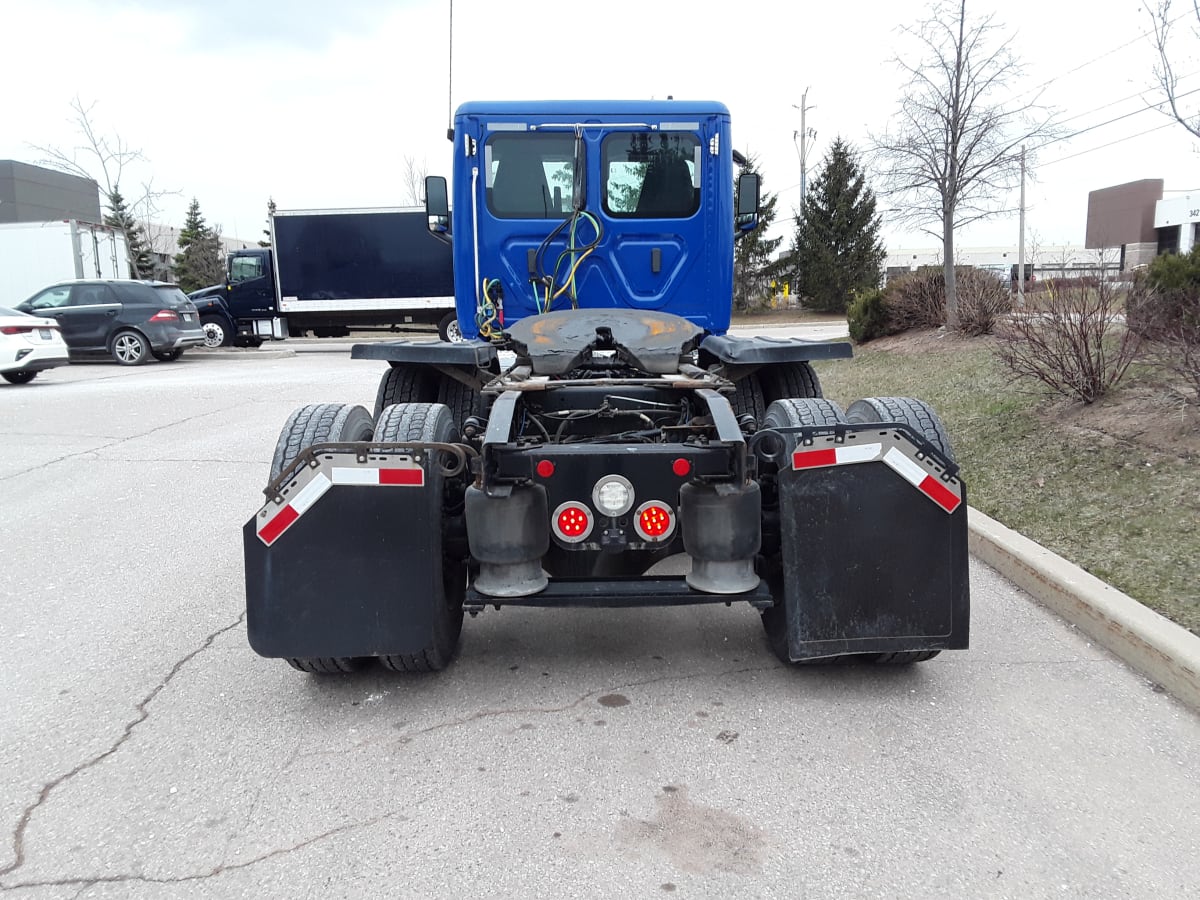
[374,403,464,673]
[269,401,463,675]
[759,396,953,666]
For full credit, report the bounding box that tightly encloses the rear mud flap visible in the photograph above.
[243,454,446,659]
[776,429,969,660]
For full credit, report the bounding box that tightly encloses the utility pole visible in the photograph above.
[792,90,816,218]
[1018,144,1026,307]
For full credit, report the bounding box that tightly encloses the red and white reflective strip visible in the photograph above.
[880,447,961,513]
[256,462,425,546]
[792,443,882,469]
[257,472,332,546]
[330,466,424,487]
[791,436,962,514]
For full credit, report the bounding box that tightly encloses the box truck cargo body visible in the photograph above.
[0,221,131,304]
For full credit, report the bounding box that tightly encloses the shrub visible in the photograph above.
[881,266,1011,336]
[994,278,1142,404]
[956,268,1012,336]
[882,269,944,332]
[1127,249,1200,405]
[847,288,891,343]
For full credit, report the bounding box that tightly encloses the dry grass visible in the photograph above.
[817,330,1200,635]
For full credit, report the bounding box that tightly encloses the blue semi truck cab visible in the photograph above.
[440,100,744,338]
[242,100,970,676]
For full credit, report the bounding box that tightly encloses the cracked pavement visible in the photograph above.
[2,351,1199,899]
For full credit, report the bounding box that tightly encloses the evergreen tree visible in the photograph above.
[173,198,225,292]
[104,187,154,279]
[258,197,277,248]
[790,138,885,313]
[732,154,783,312]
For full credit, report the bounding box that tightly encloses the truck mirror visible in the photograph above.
[425,176,450,235]
[736,173,760,233]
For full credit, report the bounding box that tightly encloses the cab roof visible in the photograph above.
[455,100,730,119]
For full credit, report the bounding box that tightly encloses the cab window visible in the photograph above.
[230,255,265,283]
[603,132,700,218]
[485,133,575,219]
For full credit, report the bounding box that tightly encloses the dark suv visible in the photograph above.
[17,281,206,365]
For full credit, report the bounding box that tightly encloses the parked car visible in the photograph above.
[0,305,69,384]
[16,281,206,365]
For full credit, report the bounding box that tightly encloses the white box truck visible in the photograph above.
[0,220,131,305]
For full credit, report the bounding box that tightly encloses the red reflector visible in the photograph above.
[638,505,672,537]
[792,448,838,469]
[379,468,424,486]
[0,326,34,335]
[557,506,590,537]
[149,309,180,322]
[258,505,299,546]
[671,458,691,477]
[919,475,962,513]
[536,460,555,478]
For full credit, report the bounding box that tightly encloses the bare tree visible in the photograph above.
[1146,1,1200,141]
[401,155,428,206]
[30,97,178,271]
[871,0,1057,329]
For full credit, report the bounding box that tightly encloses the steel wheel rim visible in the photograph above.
[446,318,463,342]
[202,322,224,348]
[115,335,143,362]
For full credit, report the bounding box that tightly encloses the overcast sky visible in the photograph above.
[2,0,1197,253]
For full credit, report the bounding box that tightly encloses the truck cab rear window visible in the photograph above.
[486,133,575,219]
[603,133,700,218]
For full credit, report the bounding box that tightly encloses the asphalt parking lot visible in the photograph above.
[3,349,1200,899]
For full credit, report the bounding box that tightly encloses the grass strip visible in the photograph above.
[817,337,1200,635]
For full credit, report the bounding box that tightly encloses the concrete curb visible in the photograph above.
[968,507,1200,712]
[198,349,296,360]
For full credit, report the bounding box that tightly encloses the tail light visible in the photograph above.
[149,309,180,322]
[634,501,676,542]
[1,326,35,335]
[552,501,593,543]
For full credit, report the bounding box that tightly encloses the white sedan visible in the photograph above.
[0,305,69,384]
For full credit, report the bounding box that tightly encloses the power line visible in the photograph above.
[1053,69,1200,128]
[1033,85,1200,152]
[1009,6,1194,103]
[1041,121,1178,167]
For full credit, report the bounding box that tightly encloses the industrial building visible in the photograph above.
[0,159,252,281]
[1086,178,1198,265]
[0,160,102,224]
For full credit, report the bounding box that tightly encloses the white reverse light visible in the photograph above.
[592,475,634,517]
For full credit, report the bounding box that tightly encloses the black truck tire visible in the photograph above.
[3,371,38,384]
[374,402,465,673]
[373,365,438,420]
[845,396,955,460]
[437,312,464,343]
[269,403,376,674]
[729,362,821,423]
[270,402,375,482]
[201,316,232,348]
[846,396,956,664]
[286,657,366,674]
[761,361,822,403]
[759,398,848,665]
